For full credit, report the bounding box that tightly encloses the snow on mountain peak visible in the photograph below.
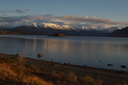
[80,26,122,33]
[102,27,122,33]
[62,25,75,30]
[43,23,62,29]
[26,22,75,30]
[82,26,89,30]
[26,23,38,27]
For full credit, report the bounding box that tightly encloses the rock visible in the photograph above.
[51,63,58,67]
[67,63,71,65]
[49,71,56,74]
[11,57,16,59]
[99,60,102,62]
[121,65,126,68]
[64,63,71,65]
[107,64,113,66]
[37,54,43,58]
[16,54,19,56]
[64,63,67,65]
[83,65,88,67]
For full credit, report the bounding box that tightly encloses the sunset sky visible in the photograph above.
[0,0,128,28]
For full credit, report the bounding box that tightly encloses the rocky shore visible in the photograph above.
[0,53,128,85]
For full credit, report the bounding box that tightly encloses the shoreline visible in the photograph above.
[1,53,128,85]
[29,57,128,74]
[10,54,128,73]
[2,53,128,74]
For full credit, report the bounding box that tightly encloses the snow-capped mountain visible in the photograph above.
[81,26,93,30]
[24,22,121,33]
[26,22,76,30]
[26,23,38,27]
[0,20,124,37]
[102,27,122,33]
[80,26,121,33]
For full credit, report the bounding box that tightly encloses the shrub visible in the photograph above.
[78,75,97,85]
[17,56,25,65]
[30,65,41,72]
[68,71,77,81]
[0,58,16,63]
[116,82,128,85]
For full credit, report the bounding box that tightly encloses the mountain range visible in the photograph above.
[108,26,128,38]
[0,22,127,37]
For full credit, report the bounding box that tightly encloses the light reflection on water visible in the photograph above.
[0,35,128,71]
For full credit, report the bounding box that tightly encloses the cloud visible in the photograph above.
[57,15,128,25]
[83,23,117,29]
[25,14,54,21]
[16,9,29,13]
[16,10,24,13]
[25,9,29,11]
[0,16,25,23]
[0,14,128,29]
[0,10,14,14]
[0,9,29,14]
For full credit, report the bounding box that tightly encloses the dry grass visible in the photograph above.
[17,56,25,65]
[0,63,16,80]
[0,59,53,85]
[116,82,128,85]
[68,71,78,81]
[78,75,98,85]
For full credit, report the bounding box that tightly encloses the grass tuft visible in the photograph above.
[68,71,77,81]
[78,75,98,85]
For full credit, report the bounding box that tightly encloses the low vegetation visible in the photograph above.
[0,56,53,85]
[0,30,19,35]
[0,29,28,35]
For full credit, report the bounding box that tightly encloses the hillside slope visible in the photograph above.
[109,27,128,37]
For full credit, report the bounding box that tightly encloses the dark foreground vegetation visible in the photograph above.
[0,53,128,85]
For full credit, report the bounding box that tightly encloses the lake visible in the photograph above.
[0,35,128,71]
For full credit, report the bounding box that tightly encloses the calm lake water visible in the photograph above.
[0,35,128,71]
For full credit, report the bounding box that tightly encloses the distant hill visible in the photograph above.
[109,27,128,38]
[1,25,128,38]
[0,26,110,37]
[10,26,81,36]
[0,29,28,35]
[0,30,19,35]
